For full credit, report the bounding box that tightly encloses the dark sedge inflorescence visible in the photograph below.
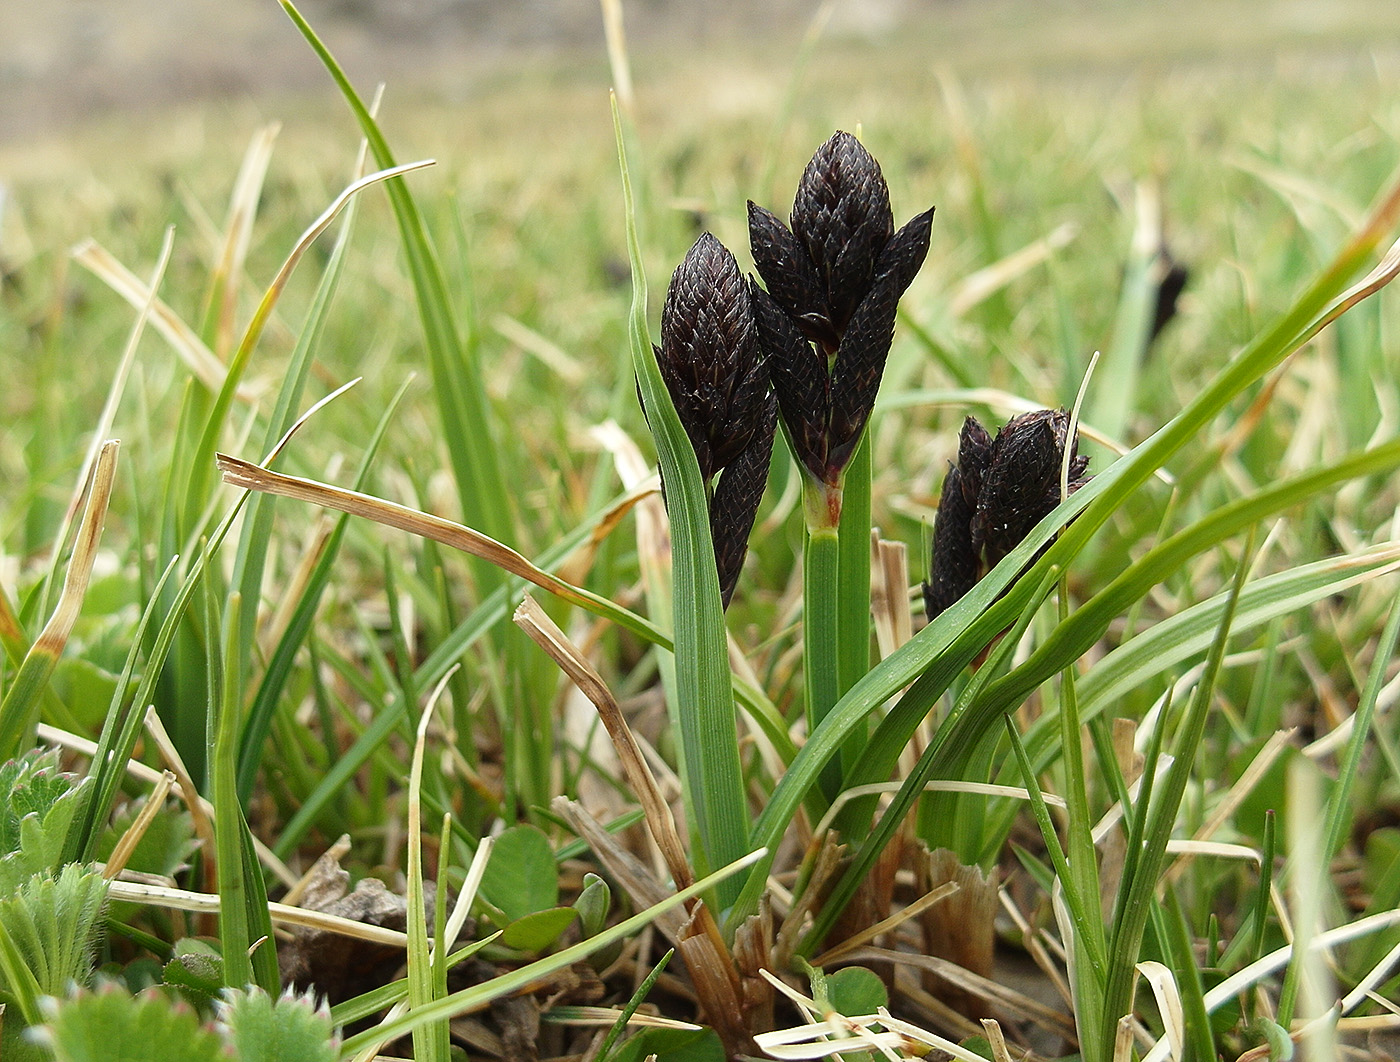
[653,233,777,609]
[923,408,1092,621]
[748,131,934,516]
[649,130,934,606]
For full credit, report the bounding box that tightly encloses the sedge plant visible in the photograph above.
[4,5,1400,1060]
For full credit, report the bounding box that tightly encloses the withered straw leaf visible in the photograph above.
[514,595,692,891]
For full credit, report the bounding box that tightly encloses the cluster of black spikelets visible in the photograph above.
[653,131,936,607]
[749,131,935,526]
[922,409,1092,621]
[654,234,777,609]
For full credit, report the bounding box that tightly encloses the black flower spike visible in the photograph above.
[711,394,777,609]
[653,233,777,609]
[748,131,934,502]
[657,233,769,483]
[923,409,1091,621]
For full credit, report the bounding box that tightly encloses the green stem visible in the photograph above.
[803,487,843,802]
[835,432,873,778]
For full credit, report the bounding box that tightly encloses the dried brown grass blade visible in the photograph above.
[811,880,959,967]
[917,848,1000,1019]
[870,531,912,662]
[71,240,246,398]
[732,896,776,1033]
[102,770,175,880]
[552,797,684,942]
[105,879,410,948]
[212,123,280,358]
[28,439,119,662]
[515,595,692,891]
[849,946,1077,1040]
[216,453,592,607]
[677,903,755,1058]
[979,1018,1016,1062]
[774,832,845,969]
[599,0,634,117]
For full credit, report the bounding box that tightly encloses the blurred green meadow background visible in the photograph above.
[4,0,1399,556]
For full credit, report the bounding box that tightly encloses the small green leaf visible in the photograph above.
[222,987,337,1062]
[500,907,578,953]
[42,986,225,1062]
[610,1026,724,1062]
[479,825,557,922]
[1249,1017,1295,1061]
[572,873,610,938]
[0,865,109,1015]
[0,755,90,889]
[162,947,224,1010]
[825,966,887,1017]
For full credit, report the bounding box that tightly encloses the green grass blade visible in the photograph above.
[595,950,674,1062]
[230,167,359,685]
[278,0,514,556]
[1056,652,1107,975]
[1100,529,1254,1050]
[1163,884,1216,1062]
[1004,717,1108,991]
[804,524,843,801]
[836,433,873,774]
[209,583,253,990]
[207,587,278,994]
[1322,593,1400,860]
[614,95,748,900]
[235,377,411,801]
[407,687,450,1062]
[64,552,181,862]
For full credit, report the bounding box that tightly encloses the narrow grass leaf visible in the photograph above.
[235,376,411,800]
[230,149,363,691]
[613,94,748,898]
[1101,529,1255,1050]
[0,441,118,761]
[1162,885,1216,1062]
[836,435,874,777]
[277,0,516,557]
[1004,718,1108,990]
[181,159,432,536]
[407,673,454,1062]
[595,950,674,1062]
[1322,594,1400,860]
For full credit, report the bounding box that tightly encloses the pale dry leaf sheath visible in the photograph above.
[36,440,119,658]
[515,595,692,891]
[106,880,409,947]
